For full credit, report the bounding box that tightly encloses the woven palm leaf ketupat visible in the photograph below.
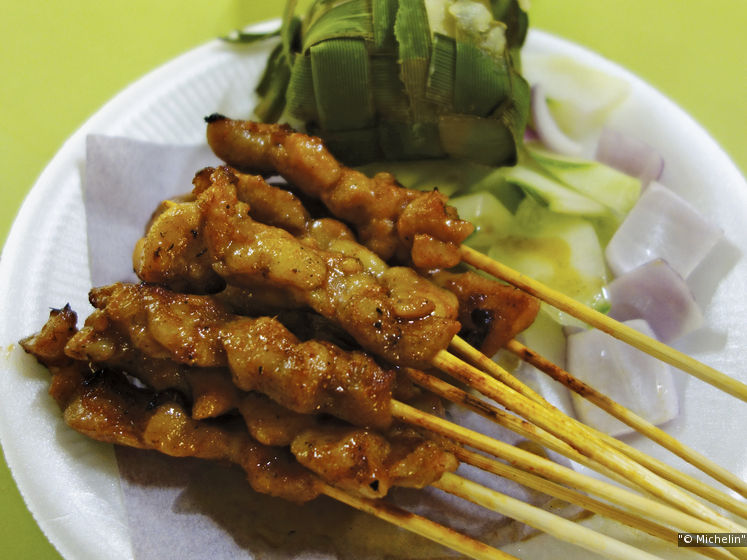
[250,0,530,165]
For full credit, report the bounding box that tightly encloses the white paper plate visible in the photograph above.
[0,24,745,560]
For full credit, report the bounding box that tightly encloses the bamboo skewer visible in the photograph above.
[433,472,666,560]
[323,391,699,560]
[450,335,552,407]
[391,388,735,560]
[398,400,747,560]
[431,350,745,533]
[410,361,747,522]
[507,337,747,501]
[452,336,747,517]
[393,399,731,536]
[460,244,747,402]
[406,364,745,521]
[454,448,738,560]
[406,370,744,532]
[404,368,636,487]
[327,470,682,560]
[454,448,673,542]
[321,483,518,560]
[401,371,739,558]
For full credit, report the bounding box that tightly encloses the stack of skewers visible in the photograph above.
[21,117,747,560]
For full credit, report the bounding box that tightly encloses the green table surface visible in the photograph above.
[1,1,744,558]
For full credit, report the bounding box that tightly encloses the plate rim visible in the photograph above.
[1,24,745,560]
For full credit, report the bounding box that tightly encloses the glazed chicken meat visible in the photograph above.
[135,163,538,360]
[206,115,475,269]
[68,282,396,429]
[21,118,544,518]
[22,302,458,502]
[135,166,463,368]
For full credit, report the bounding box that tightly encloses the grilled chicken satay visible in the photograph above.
[137,165,538,359]
[222,168,541,357]
[68,289,430,421]
[203,120,541,352]
[134,198,224,294]
[205,116,474,269]
[134,168,315,297]
[432,270,540,356]
[135,167,462,368]
[217,172,464,335]
[74,282,396,430]
[64,316,241,420]
[22,307,457,501]
[20,306,321,503]
[239,393,458,499]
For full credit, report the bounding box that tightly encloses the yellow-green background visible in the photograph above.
[1,1,744,558]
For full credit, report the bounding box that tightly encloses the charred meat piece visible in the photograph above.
[222,316,395,430]
[194,167,312,236]
[184,368,242,420]
[133,198,225,294]
[65,309,192,392]
[87,283,232,368]
[291,424,457,500]
[433,271,540,357]
[64,308,240,420]
[20,304,78,367]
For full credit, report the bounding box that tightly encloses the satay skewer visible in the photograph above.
[137,187,743,532]
[300,416,717,560]
[460,245,747,403]
[205,117,746,402]
[453,449,738,560]
[199,131,739,520]
[95,274,744,532]
[403,368,633,485]
[63,282,743,548]
[432,351,746,535]
[393,400,735,537]
[24,308,680,560]
[142,166,747,540]
[232,375,691,558]
[451,336,747,514]
[434,473,667,560]
[329,472,670,560]
[237,376,730,558]
[405,366,747,521]
[320,484,519,560]
[394,378,747,555]
[505,337,747,499]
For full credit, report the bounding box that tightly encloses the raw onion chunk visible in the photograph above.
[595,127,664,188]
[605,181,723,278]
[566,319,679,437]
[607,259,704,343]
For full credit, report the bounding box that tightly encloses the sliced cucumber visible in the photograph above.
[527,144,641,215]
[449,191,514,250]
[502,165,609,216]
[489,198,610,324]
